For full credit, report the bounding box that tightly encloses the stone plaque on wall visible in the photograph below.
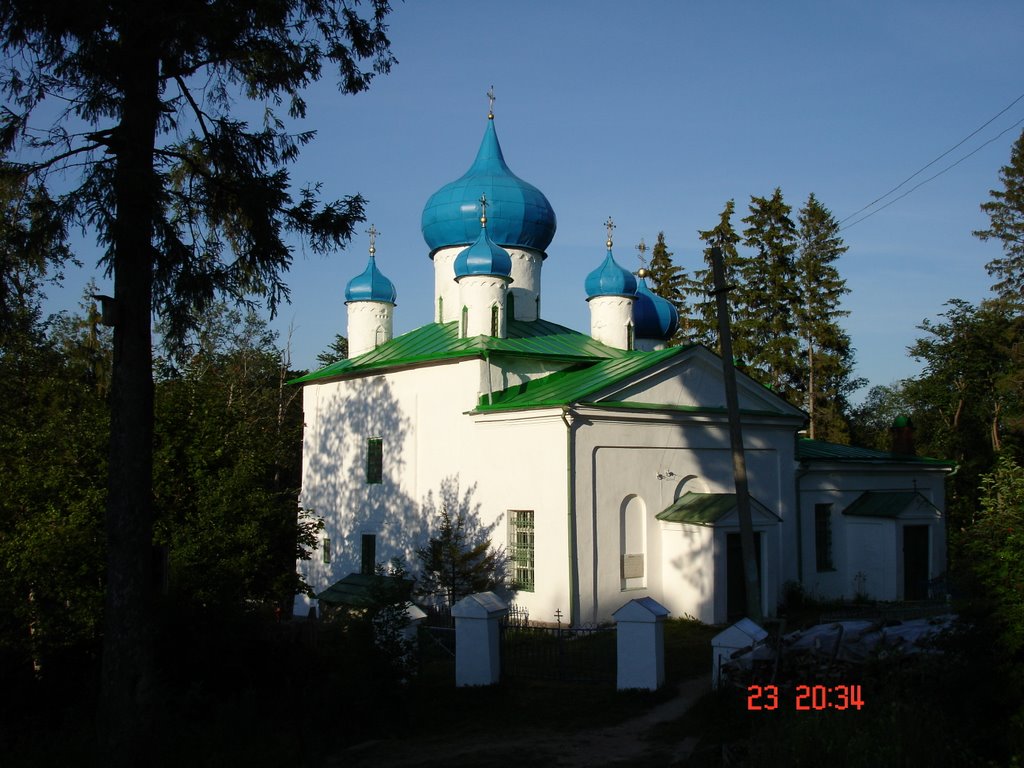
[622,553,644,579]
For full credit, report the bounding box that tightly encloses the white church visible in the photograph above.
[293,104,952,626]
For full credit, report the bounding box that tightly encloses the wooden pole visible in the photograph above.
[709,246,763,623]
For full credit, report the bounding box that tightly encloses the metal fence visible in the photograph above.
[500,620,616,685]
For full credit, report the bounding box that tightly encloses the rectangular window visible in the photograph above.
[815,503,833,571]
[322,537,331,564]
[361,533,376,575]
[366,437,383,484]
[508,510,535,592]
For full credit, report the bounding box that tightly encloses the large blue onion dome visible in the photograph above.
[585,239,637,300]
[345,232,396,304]
[421,116,557,255]
[633,274,679,340]
[454,196,513,279]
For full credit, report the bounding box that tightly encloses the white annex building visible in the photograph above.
[294,105,952,626]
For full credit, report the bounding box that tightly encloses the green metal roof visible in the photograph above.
[475,346,687,411]
[315,572,413,606]
[796,438,952,467]
[655,492,779,525]
[842,491,939,518]
[292,318,627,384]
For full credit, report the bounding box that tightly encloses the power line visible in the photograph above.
[839,91,1024,229]
[841,114,1024,231]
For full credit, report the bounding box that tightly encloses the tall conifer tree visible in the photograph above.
[795,193,859,441]
[694,200,742,350]
[975,128,1024,307]
[738,189,800,395]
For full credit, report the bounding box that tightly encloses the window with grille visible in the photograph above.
[815,503,833,571]
[508,510,535,592]
[366,437,383,484]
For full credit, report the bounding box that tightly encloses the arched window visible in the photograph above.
[490,304,499,337]
[627,322,635,351]
[620,494,646,589]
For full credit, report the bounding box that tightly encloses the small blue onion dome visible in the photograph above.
[633,275,679,340]
[585,248,637,299]
[454,201,513,279]
[421,117,557,255]
[345,251,396,304]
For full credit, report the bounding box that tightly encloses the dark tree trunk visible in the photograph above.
[98,9,161,763]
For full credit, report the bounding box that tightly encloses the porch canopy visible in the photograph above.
[316,572,413,607]
[655,491,781,525]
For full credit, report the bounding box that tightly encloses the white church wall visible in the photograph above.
[570,411,798,625]
[296,359,573,618]
[469,411,570,623]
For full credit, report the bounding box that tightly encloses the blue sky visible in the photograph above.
[47,1,1024,400]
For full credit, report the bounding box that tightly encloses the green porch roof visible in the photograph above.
[842,491,939,518]
[796,438,952,467]
[474,345,687,411]
[292,319,627,384]
[656,492,779,525]
[315,572,413,607]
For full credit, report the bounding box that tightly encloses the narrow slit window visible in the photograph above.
[361,533,376,575]
[322,537,331,564]
[815,503,833,571]
[461,306,468,338]
[490,304,499,337]
[366,437,383,484]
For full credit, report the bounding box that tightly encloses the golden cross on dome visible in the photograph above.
[366,224,378,256]
[479,193,488,226]
[605,216,615,249]
[487,85,495,119]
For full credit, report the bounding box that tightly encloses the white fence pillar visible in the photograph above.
[711,618,767,689]
[613,597,670,691]
[451,592,508,687]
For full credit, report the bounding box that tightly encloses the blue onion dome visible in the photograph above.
[453,195,513,279]
[421,115,557,255]
[633,273,679,340]
[345,229,397,304]
[585,222,637,299]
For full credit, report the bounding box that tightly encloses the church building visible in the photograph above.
[293,102,951,625]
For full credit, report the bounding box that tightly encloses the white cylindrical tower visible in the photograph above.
[344,227,397,358]
[585,219,637,350]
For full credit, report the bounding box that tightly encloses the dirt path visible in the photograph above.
[334,676,711,768]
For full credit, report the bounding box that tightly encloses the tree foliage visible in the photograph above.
[316,332,349,367]
[694,199,743,350]
[0,2,396,752]
[153,305,315,612]
[415,479,505,608]
[0,291,109,681]
[795,193,861,441]
[975,128,1024,305]
[960,453,1024,656]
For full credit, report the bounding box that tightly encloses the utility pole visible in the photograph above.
[710,246,762,623]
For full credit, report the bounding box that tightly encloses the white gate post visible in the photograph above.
[613,597,670,691]
[451,592,508,687]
